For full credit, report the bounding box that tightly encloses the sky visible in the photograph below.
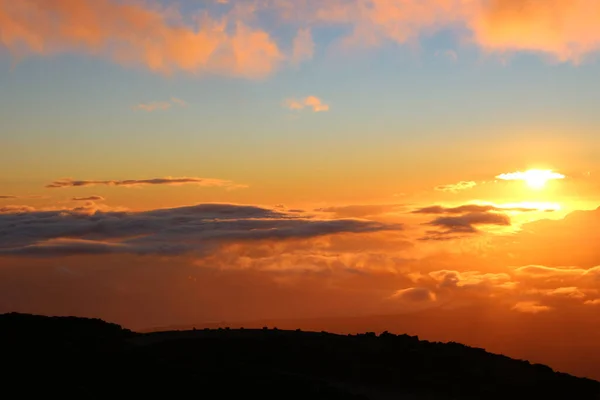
[2,0,600,380]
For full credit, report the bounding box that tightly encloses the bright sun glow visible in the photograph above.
[496,169,566,190]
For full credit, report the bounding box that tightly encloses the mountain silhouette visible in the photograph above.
[1,312,598,399]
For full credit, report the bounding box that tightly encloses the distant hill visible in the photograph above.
[1,313,598,399]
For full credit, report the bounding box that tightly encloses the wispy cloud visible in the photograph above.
[133,102,172,112]
[316,204,405,218]
[496,170,565,183]
[170,97,187,107]
[46,177,247,190]
[72,196,106,202]
[284,96,330,112]
[412,204,548,215]
[511,302,551,314]
[0,195,44,200]
[133,97,187,112]
[282,0,600,62]
[291,28,315,65]
[435,181,476,193]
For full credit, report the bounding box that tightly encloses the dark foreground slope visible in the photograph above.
[1,313,598,399]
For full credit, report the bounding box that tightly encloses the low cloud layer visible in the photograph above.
[46,177,245,189]
[2,202,600,379]
[0,203,401,256]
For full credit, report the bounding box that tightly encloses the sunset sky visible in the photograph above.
[2,0,600,380]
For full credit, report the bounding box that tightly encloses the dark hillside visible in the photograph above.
[1,313,598,399]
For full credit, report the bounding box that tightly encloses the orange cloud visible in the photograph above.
[544,287,587,299]
[0,0,282,78]
[511,301,551,314]
[435,181,476,193]
[471,0,600,62]
[285,96,330,112]
[133,102,172,112]
[295,0,600,62]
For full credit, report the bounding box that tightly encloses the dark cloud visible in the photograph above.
[391,287,436,302]
[423,212,511,239]
[413,204,547,215]
[0,203,401,257]
[72,196,106,202]
[0,195,43,200]
[46,177,246,189]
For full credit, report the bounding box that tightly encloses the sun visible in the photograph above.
[524,170,552,189]
[496,169,566,190]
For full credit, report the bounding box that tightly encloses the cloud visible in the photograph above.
[427,270,512,289]
[391,287,436,302]
[0,0,282,79]
[412,204,545,215]
[2,199,600,379]
[471,0,600,62]
[0,203,401,256]
[300,0,600,62]
[0,195,44,200]
[133,102,171,112]
[435,181,476,193]
[435,49,458,62]
[46,177,246,189]
[284,96,330,112]
[511,301,551,314]
[315,204,405,218]
[133,97,187,112]
[291,28,314,65]
[170,97,187,107]
[514,265,589,278]
[513,265,600,284]
[72,196,105,202]
[424,211,511,238]
[544,287,586,300]
[3,0,600,81]
[0,205,36,214]
[496,170,565,185]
